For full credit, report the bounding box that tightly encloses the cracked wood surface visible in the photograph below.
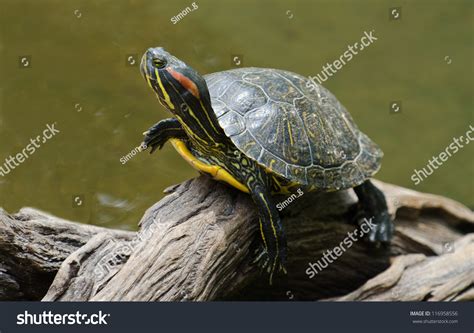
[1,177,472,301]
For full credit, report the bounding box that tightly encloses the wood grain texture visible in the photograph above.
[0,207,133,300]
[1,177,472,301]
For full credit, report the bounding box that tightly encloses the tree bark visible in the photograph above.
[0,177,472,301]
[0,207,134,300]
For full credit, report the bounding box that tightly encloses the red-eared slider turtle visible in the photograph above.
[139,47,394,282]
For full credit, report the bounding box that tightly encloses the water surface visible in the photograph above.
[0,0,472,229]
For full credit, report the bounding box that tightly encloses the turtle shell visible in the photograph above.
[204,68,383,191]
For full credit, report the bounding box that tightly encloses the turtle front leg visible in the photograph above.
[353,180,394,243]
[141,118,187,153]
[248,174,287,284]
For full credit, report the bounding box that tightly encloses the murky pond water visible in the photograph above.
[0,0,472,229]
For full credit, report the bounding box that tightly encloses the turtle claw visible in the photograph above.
[367,212,394,243]
[251,249,267,265]
[358,211,394,245]
[142,128,166,154]
[252,246,287,284]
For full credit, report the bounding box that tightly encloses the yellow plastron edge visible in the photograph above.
[169,138,249,194]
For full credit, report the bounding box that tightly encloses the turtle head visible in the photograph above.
[140,47,211,116]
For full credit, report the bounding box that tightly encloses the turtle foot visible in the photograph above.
[358,211,394,244]
[252,247,287,284]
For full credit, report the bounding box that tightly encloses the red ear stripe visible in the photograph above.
[165,68,200,99]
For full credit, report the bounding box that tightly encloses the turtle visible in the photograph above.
[139,47,394,282]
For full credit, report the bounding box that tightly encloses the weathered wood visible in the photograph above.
[45,177,257,301]
[225,182,474,301]
[0,207,134,300]
[330,234,474,301]
[1,177,473,301]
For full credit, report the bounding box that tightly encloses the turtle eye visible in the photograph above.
[153,58,166,69]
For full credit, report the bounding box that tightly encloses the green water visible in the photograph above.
[0,0,472,230]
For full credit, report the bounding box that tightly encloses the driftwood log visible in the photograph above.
[0,177,472,301]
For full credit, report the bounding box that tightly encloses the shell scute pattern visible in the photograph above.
[204,68,383,190]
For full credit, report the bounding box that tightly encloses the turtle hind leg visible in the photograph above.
[353,180,394,243]
[247,172,287,284]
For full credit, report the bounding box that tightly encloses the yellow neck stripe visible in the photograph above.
[155,68,175,110]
